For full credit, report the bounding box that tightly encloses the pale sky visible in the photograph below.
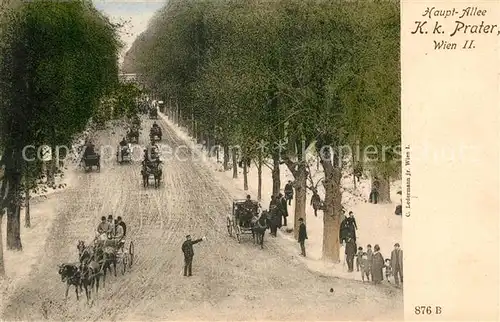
[92,0,167,63]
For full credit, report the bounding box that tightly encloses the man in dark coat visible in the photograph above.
[284,181,294,205]
[310,190,322,217]
[297,218,307,256]
[278,193,288,226]
[390,243,403,286]
[181,235,205,276]
[345,237,357,272]
[115,216,127,238]
[369,177,380,204]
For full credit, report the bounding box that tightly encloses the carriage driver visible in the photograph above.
[97,216,110,235]
[106,215,115,238]
[119,137,128,147]
[83,139,96,157]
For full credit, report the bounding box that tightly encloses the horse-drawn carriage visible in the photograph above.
[116,144,132,164]
[150,126,162,143]
[82,153,100,172]
[127,127,140,143]
[141,160,162,188]
[94,236,135,275]
[149,107,158,119]
[227,199,267,247]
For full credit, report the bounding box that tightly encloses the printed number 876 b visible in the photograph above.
[414,306,442,315]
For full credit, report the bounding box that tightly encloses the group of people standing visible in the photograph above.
[350,243,404,286]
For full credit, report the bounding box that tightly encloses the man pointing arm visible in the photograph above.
[181,235,205,277]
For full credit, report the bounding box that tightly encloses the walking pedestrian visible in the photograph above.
[372,244,384,284]
[181,235,205,276]
[390,243,403,286]
[284,181,294,206]
[297,218,307,256]
[278,193,288,226]
[345,237,357,272]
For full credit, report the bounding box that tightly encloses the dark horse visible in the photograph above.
[141,162,161,188]
[252,211,269,249]
[77,241,101,302]
[93,242,117,286]
[57,263,82,300]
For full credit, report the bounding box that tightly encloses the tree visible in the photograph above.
[0,0,121,258]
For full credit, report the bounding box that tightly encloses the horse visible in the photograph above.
[251,211,269,249]
[79,261,101,304]
[93,242,117,286]
[141,162,161,188]
[57,263,82,300]
[77,241,102,299]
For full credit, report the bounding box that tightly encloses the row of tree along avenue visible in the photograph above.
[0,0,140,276]
[124,0,400,262]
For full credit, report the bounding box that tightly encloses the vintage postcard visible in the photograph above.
[0,0,497,321]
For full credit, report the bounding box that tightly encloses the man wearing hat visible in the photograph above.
[278,193,288,226]
[97,216,110,235]
[297,218,308,256]
[181,234,205,276]
[106,215,115,238]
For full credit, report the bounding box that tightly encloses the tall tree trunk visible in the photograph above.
[377,175,391,203]
[0,214,5,276]
[271,152,280,197]
[7,203,22,251]
[24,188,30,228]
[223,145,230,170]
[293,162,307,240]
[231,147,238,179]
[257,153,263,201]
[243,156,248,191]
[321,159,343,262]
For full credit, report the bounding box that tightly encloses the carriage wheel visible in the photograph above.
[121,254,128,275]
[227,218,232,237]
[235,225,241,243]
[129,241,134,267]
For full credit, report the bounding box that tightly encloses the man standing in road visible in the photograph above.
[297,218,307,257]
[182,235,205,277]
[391,243,403,286]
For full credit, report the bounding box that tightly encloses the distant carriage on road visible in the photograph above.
[149,107,158,119]
[127,128,140,143]
[82,154,100,172]
[150,127,162,143]
[227,199,263,244]
[116,144,132,164]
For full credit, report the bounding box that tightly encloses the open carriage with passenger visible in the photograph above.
[227,196,268,248]
[126,127,140,144]
[141,146,162,188]
[149,124,162,143]
[149,107,158,119]
[80,142,100,172]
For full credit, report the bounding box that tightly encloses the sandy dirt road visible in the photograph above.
[1,117,403,321]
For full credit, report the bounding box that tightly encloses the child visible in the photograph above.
[366,244,373,279]
[355,246,363,271]
[384,259,392,282]
[359,252,370,282]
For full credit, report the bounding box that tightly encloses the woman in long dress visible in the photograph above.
[372,244,385,284]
